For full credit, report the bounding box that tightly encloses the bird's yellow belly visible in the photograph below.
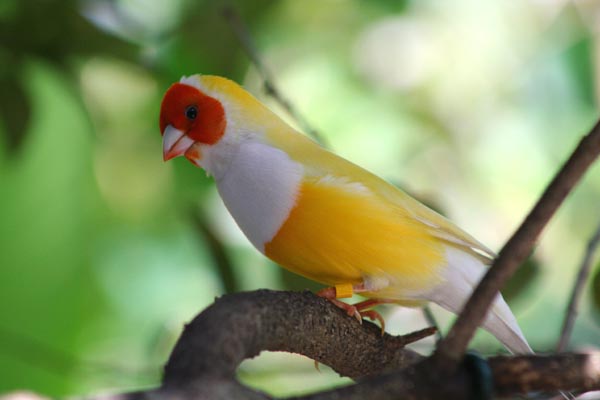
[264,179,446,298]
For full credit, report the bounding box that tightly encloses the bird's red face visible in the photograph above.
[159,83,226,162]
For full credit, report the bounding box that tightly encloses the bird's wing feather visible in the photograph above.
[390,191,496,263]
[266,128,496,264]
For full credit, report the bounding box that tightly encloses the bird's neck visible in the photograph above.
[199,123,262,180]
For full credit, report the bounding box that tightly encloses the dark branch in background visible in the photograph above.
[191,210,239,294]
[435,119,600,367]
[220,5,329,148]
[557,220,600,352]
[487,353,600,396]
[96,290,600,400]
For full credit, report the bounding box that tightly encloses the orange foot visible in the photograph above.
[316,285,392,334]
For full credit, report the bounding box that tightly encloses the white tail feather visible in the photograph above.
[424,246,532,354]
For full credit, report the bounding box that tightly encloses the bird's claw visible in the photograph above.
[317,287,386,334]
[348,307,362,323]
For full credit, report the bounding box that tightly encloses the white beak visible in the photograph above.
[163,125,195,161]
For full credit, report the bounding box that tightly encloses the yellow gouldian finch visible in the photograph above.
[159,75,532,354]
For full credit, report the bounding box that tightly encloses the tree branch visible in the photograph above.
[163,290,424,386]
[220,4,329,147]
[435,118,600,367]
[489,353,600,396]
[94,290,600,400]
[557,219,600,352]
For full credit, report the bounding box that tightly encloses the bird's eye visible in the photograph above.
[185,105,198,120]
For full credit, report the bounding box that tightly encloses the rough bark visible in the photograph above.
[95,290,600,400]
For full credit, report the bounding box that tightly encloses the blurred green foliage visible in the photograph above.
[0,0,599,397]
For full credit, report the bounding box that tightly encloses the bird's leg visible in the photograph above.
[316,287,362,322]
[316,283,393,332]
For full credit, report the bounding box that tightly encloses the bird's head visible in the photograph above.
[160,75,293,178]
[159,76,227,164]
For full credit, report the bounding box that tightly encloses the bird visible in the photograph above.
[159,74,532,354]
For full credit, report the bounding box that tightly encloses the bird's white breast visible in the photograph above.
[215,141,304,252]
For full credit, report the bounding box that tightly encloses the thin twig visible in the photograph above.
[399,326,439,346]
[221,4,329,148]
[422,306,443,343]
[557,220,600,352]
[435,119,600,367]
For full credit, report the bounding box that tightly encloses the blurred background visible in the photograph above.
[0,0,599,397]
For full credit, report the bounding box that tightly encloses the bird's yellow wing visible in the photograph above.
[264,173,446,298]
[265,126,496,265]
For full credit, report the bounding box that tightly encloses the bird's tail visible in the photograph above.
[424,246,532,354]
[481,290,532,353]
